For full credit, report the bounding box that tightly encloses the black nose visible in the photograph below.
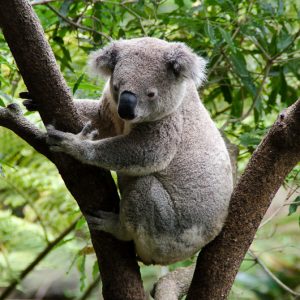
[118,91,137,120]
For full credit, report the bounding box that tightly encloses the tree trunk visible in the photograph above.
[187,102,300,299]
[0,1,145,299]
[2,1,300,300]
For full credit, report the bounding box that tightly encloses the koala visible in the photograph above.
[23,38,233,267]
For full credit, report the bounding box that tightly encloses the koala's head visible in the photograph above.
[89,37,206,123]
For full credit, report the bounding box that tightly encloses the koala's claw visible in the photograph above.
[20,92,39,111]
[23,99,39,111]
[46,125,76,154]
[86,210,118,231]
[81,121,94,135]
[19,91,31,99]
[47,125,66,143]
[85,215,105,231]
[78,121,99,140]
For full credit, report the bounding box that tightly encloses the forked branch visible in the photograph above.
[187,99,300,299]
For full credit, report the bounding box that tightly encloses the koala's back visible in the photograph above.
[116,82,233,265]
[158,82,233,235]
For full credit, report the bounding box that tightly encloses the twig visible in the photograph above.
[222,29,300,128]
[31,0,61,5]
[259,185,299,228]
[77,275,101,300]
[247,36,271,61]
[207,0,255,79]
[249,250,300,297]
[212,106,231,118]
[46,4,112,41]
[0,216,80,300]
[1,178,50,242]
[221,61,272,129]
[0,245,14,276]
[96,0,147,35]
[271,29,300,61]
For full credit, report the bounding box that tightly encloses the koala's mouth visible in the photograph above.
[118,105,136,120]
[118,91,137,120]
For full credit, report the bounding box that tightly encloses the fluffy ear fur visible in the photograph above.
[165,43,207,87]
[88,42,119,78]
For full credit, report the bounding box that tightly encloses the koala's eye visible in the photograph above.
[147,89,157,99]
[147,92,155,98]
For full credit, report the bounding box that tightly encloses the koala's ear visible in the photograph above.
[165,43,207,87]
[88,42,119,78]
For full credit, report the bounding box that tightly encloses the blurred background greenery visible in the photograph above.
[0,0,299,299]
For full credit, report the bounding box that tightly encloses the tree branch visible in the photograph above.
[248,250,300,297]
[0,104,51,159]
[45,4,112,42]
[0,1,145,299]
[187,99,300,299]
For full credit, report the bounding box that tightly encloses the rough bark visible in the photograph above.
[0,103,50,158]
[187,101,300,299]
[0,1,145,299]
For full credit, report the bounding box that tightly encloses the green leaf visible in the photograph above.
[75,215,86,230]
[267,70,281,109]
[175,0,184,7]
[220,78,232,104]
[240,132,261,148]
[231,88,244,117]
[59,0,72,17]
[77,254,87,291]
[219,27,235,52]
[279,69,287,102]
[61,46,72,62]
[0,97,5,107]
[92,260,99,280]
[277,28,293,52]
[204,87,222,104]
[288,196,300,216]
[72,74,85,95]
[53,36,64,45]
[229,51,256,97]
[204,21,217,44]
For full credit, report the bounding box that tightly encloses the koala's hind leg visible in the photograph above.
[86,210,132,241]
[151,265,195,300]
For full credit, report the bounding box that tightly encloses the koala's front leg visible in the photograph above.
[47,118,182,175]
[47,125,94,161]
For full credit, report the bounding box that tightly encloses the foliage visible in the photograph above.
[0,0,300,299]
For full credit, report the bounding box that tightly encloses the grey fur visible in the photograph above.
[47,37,233,267]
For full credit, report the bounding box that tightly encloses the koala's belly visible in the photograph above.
[133,225,208,265]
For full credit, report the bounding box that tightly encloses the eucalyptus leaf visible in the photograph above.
[288,196,300,216]
[73,74,85,95]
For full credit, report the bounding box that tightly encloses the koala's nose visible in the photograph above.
[118,91,137,120]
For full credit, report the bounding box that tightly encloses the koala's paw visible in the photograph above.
[85,210,118,231]
[78,121,99,140]
[20,92,39,111]
[47,125,78,154]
